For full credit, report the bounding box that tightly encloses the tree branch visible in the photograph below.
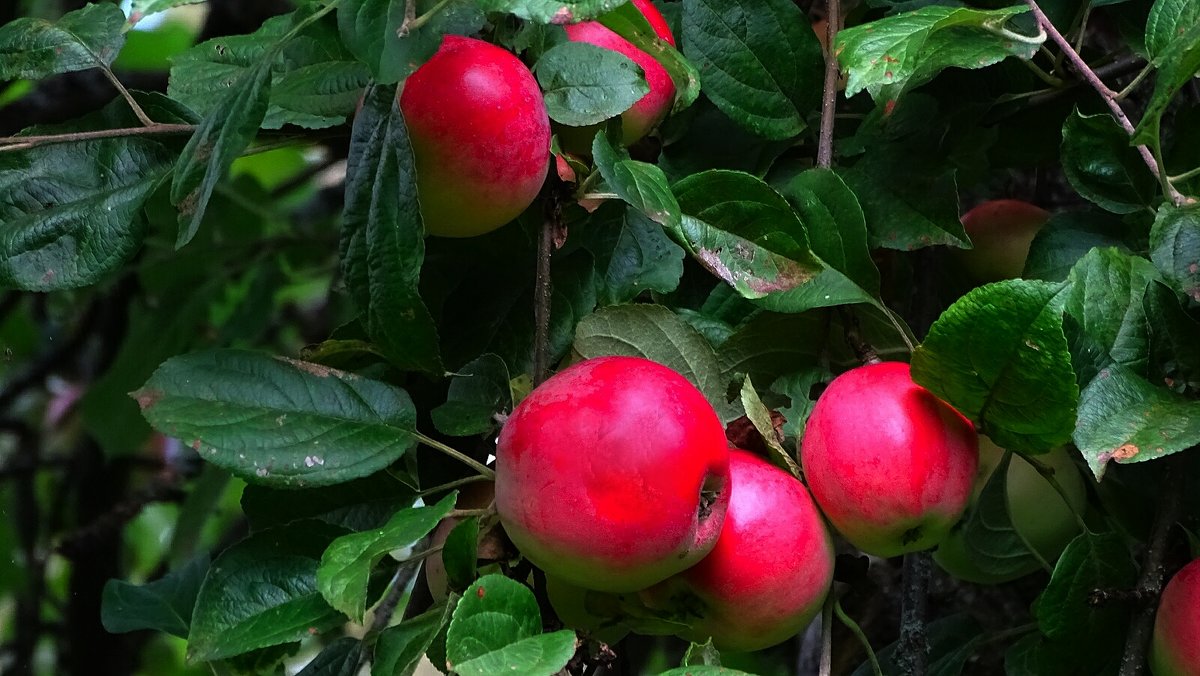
[816,0,842,169]
[896,551,931,676]
[0,123,196,151]
[532,180,561,387]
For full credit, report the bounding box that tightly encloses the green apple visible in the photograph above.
[956,199,1050,282]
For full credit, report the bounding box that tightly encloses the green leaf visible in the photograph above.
[268,60,371,129]
[101,555,209,638]
[1073,365,1200,479]
[598,3,700,114]
[134,349,420,488]
[443,517,482,592]
[961,452,1043,578]
[1025,208,1131,282]
[187,521,347,662]
[0,3,125,80]
[573,202,686,305]
[771,368,833,444]
[1133,20,1200,149]
[373,600,457,676]
[1037,531,1135,641]
[1149,202,1200,303]
[573,303,735,420]
[242,474,418,533]
[1062,248,1160,385]
[295,637,363,676]
[338,0,485,84]
[317,494,456,622]
[1146,0,1200,59]
[340,85,442,373]
[838,153,967,251]
[738,377,801,477]
[680,0,821,140]
[778,168,880,296]
[473,0,625,23]
[911,280,1078,454]
[536,41,649,126]
[658,98,790,182]
[593,129,682,228]
[446,575,574,676]
[1144,281,1200,394]
[170,62,272,248]
[1061,108,1157,214]
[129,0,207,26]
[835,5,1043,102]
[431,354,513,437]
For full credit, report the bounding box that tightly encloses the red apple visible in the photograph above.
[495,356,731,592]
[933,438,1087,584]
[956,199,1051,282]
[399,36,550,237]
[560,0,676,147]
[643,450,835,652]
[800,362,979,557]
[1152,557,1200,675]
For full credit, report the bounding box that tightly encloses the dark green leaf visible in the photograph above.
[658,98,790,182]
[0,3,125,79]
[318,494,456,621]
[187,521,347,662]
[1149,202,1200,302]
[778,168,880,296]
[839,153,967,251]
[537,42,649,126]
[1037,531,1135,641]
[1062,108,1157,214]
[446,575,575,676]
[1025,208,1131,282]
[1074,365,1200,479]
[432,354,513,437]
[296,637,363,676]
[1132,20,1200,149]
[593,129,682,228]
[268,60,371,129]
[573,202,686,305]
[134,349,420,488]
[170,62,272,247]
[338,0,485,84]
[1146,0,1200,59]
[474,0,625,23]
[961,452,1043,577]
[1144,281,1200,394]
[598,3,700,114]
[911,280,1078,454]
[681,0,822,139]
[442,517,481,592]
[835,5,1042,102]
[340,85,442,373]
[101,555,209,638]
[242,474,417,533]
[373,600,458,676]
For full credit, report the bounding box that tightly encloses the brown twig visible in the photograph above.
[532,181,561,387]
[816,0,841,170]
[0,123,196,151]
[837,306,882,366]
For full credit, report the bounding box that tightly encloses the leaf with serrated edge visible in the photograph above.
[536,41,648,126]
[0,4,125,79]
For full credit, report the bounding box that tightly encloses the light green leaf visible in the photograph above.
[474,0,626,23]
[537,41,649,126]
[446,575,574,676]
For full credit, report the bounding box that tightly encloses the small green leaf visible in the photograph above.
[317,494,456,622]
[0,3,125,80]
[911,280,1078,454]
[447,575,574,676]
[340,84,442,373]
[1025,208,1131,282]
[187,521,347,662]
[1149,202,1200,303]
[738,377,801,477]
[1074,365,1200,479]
[1132,20,1200,149]
[537,41,649,126]
[681,0,822,139]
[593,129,682,228]
[295,637,363,676]
[373,600,458,676]
[442,517,481,592]
[598,3,699,114]
[474,0,626,23]
[1146,0,1200,59]
[573,203,686,305]
[778,168,880,297]
[101,555,209,638]
[432,354,513,437]
[838,153,967,251]
[1037,531,1135,641]
[134,349,421,488]
[338,0,485,84]
[1062,108,1157,214]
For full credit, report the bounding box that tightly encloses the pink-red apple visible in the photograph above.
[560,0,676,147]
[1152,557,1200,675]
[495,356,730,592]
[956,199,1051,282]
[399,36,550,237]
[800,362,979,557]
[934,438,1087,584]
[642,450,835,652]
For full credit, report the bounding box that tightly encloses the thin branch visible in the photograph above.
[414,433,495,479]
[0,123,196,151]
[1168,165,1200,184]
[532,180,561,387]
[1114,64,1154,101]
[1119,457,1186,676]
[819,592,835,676]
[418,474,493,497]
[367,547,431,636]
[837,598,883,676]
[837,306,882,365]
[401,0,454,35]
[1023,0,1186,206]
[816,0,842,169]
[99,67,154,127]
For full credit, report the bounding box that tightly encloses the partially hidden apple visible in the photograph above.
[956,199,1051,282]
[559,0,676,148]
[1152,557,1200,675]
[545,574,633,644]
[495,356,731,592]
[933,437,1087,584]
[801,362,979,557]
[641,450,835,652]
[399,36,550,238]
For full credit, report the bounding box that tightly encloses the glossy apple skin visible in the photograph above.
[496,356,730,592]
[645,451,835,652]
[957,199,1051,282]
[399,36,550,237]
[933,438,1087,584]
[561,0,676,147]
[1152,558,1200,675]
[800,362,979,557]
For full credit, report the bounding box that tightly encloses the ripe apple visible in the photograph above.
[399,36,550,237]
[1152,557,1200,675]
[956,199,1051,282]
[642,450,835,652]
[933,438,1087,584]
[423,480,502,601]
[544,574,632,644]
[800,362,979,557]
[559,0,676,148]
[495,356,731,593]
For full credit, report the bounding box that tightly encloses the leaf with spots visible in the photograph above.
[835,5,1043,103]
[0,3,125,80]
[317,494,455,622]
[474,0,626,24]
[1149,203,1200,304]
[911,279,1078,454]
[1074,365,1200,479]
[133,349,421,488]
[446,575,576,676]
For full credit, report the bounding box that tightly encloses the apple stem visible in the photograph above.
[895,551,931,676]
[1118,458,1185,676]
[837,307,882,366]
[815,0,841,169]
